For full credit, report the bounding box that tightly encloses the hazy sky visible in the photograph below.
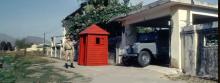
[0,0,218,40]
[0,0,80,40]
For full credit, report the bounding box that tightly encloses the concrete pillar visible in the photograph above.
[54,37,57,58]
[54,47,57,58]
[116,28,125,64]
[50,37,54,57]
[125,25,137,45]
[115,24,137,64]
[59,40,63,59]
[115,47,122,64]
[170,6,192,69]
[115,24,128,64]
[50,48,53,57]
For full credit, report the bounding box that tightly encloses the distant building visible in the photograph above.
[50,36,64,59]
[26,44,49,52]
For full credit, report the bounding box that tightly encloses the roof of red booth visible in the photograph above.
[79,24,109,35]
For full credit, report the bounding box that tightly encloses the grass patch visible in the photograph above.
[0,52,70,83]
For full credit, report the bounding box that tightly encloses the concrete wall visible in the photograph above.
[170,5,218,69]
[182,22,218,79]
[170,5,192,69]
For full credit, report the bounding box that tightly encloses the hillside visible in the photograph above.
[0,33,16,46]
[0,33,50,46]
[24,36,50,44]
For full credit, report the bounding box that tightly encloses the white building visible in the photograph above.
[113,0,218,70]
[26,44,44,52]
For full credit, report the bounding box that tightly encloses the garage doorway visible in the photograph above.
[130,16,172,67]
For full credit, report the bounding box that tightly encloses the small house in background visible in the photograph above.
[26,44,41,52]
[78,24,109,66]
[27,44,46,52]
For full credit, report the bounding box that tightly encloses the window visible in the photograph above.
[96,38,100,44]
[204,33,218,47]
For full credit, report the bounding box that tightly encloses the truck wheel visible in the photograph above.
[138,51,151,67]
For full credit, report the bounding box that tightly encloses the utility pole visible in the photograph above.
[43,32,46,56]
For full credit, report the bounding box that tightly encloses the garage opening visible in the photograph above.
[193,14,218,24]
[127,16,172,67]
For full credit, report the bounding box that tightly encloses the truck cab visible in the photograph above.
[122,29,169,67]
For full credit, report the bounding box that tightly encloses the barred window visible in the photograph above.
[204,33,218,47]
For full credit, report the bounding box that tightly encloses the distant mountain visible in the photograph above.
[0,33,16,46]
[0,33,50,46]
[24,36,50,44]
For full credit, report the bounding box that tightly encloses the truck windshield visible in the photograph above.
[137,32,157,43]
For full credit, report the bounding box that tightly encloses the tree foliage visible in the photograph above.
[6,42,13,51]
[62,0,142,38]
[15,39,31,49]
[0,41,7,51]
[0,41,13,51]
[136,27,154,33]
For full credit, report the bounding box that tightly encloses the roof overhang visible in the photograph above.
[110,0,218,25]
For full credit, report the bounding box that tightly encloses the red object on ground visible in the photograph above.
[78,24,109,66]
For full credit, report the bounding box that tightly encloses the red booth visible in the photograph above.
[78,24,109,66]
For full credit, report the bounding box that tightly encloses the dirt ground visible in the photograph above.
[43,57,218,83]
[165,74,218,83]
[1,52,217,83]
[43,57,186,83]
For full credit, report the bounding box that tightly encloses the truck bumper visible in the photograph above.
[124,53,138,57]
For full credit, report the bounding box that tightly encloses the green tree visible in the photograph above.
[15,39,31,50]
[6,42,13,51]
[0,41,7,51]
[15,39,32,55]
[62,0,141,39]
[0,41,2,51]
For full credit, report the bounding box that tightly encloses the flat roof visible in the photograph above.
[109,0,218,22]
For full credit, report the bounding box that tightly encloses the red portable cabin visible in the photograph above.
[78,24,109,66]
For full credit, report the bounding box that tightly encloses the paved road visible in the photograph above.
[44,57,187,83]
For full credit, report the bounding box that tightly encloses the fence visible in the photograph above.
[181,21,218,80]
